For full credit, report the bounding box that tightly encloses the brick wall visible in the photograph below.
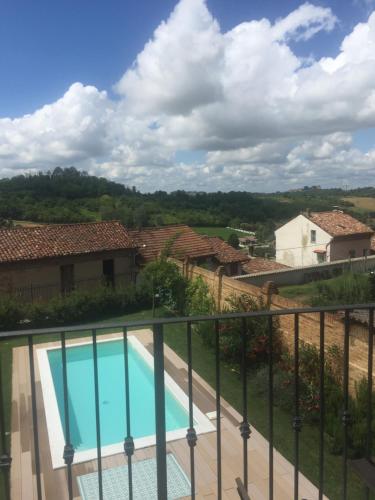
[173,258,373,388]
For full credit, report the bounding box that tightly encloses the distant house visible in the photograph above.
[242,258,289,275]
[130,225,249,276]
[130,225,215,266]
[275,210,374,267]
[371,235,375,255]
[0,221,137,301]
[238,236,257,248]
[205,236,249,276]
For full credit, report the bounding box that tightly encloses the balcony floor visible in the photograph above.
[10,329,327,500]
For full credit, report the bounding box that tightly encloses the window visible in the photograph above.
[317,252,326,263]
[103,259,115,287]
[310,230,316,243]
[349,250,356,259]
[60,264,75,294]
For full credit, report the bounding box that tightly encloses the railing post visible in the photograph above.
[123,327,134,500]
[28,335,42,500]
[342,310,351,500]
[268,315,274,500]
[153,323,168,500]
[240,318,251,492]
[61,332,74,500]
[186,322,197,500]
[0,350,11,500]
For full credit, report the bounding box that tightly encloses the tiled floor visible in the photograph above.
[10,329,328,499]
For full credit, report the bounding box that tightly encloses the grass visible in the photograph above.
[163,322,371,500]
[279,272,371,306]
[279,281,323,304]
[193,226,252,240]
[0,307,371,499]
[344,196,375,212]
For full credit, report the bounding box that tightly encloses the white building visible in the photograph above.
[275,210,374,267]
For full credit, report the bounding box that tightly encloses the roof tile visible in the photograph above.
[206,237,249,264]
[129,225,215,263]
[0,221,135,264]
[242,258,289,274]
[307,211,373,237]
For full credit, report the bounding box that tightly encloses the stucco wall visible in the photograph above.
[0,251,135,300]
[275,214,331,267]
[235,254,375,287]
[330,237,372,261]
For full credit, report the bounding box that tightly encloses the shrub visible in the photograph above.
[219,294,283,366]
[138,259,188,314]
[0,283,151,330]
[186,276,216,345]
[0,297,25,330]
[227,233,240,249]
[311,272,371,306]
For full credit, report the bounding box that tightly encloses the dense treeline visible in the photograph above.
[0,167,373,232]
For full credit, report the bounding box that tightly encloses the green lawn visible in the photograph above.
[279,281,321,304]
[0,308,370,499]
[193,226,252,240]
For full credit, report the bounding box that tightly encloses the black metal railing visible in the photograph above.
[0,303,374,499]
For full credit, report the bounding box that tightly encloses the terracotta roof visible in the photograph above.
[130,225,215,263]
[242,258,289,274]
[0,221,136,264]
[206,237,249,264]
[307,211,373,238]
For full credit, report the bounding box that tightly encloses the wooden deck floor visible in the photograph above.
[10,329,327,500]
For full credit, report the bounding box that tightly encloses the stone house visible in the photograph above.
[0,221,137,302]
[130,225,249,276]
[275,210,374,267]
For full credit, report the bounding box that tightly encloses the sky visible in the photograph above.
[1,0,375,193]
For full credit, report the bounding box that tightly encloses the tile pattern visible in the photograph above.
[129,225,215,263]
[0,221,136,263]
[308,211,373,237]
[77,453,190,500]
[206,237,249,264]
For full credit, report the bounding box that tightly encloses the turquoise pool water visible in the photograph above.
[47,339,189,452]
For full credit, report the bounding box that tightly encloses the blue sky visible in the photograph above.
[0,0,371,117]
[1,0,375,191]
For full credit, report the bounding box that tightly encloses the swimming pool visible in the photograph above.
[37,336,214,469]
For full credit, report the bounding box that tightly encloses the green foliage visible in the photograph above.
[0,297,25,330]
[311,273,372,306]
[185,276,216,344]
[0,218,13,228]
[0,284,150,331]
[1,168,374,231]
[227,233,240,249]
[219,294,283,366]
[253,340,375,459]
[369,271,375,300]
[138,259,188,314]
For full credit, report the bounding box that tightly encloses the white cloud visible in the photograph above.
[0,0,375,192]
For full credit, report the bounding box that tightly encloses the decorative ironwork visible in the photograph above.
[186,427,197,448]
[240,421,251,440]
[124,436,135,456]
[292,416,303,432]
[0,453,12,468]
[63,444,75,465]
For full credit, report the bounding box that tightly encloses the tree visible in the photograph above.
[138,259,188,314]
[227,233,239,249]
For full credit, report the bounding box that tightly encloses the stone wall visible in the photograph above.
[173,258,373,388]
[235,254,375,288]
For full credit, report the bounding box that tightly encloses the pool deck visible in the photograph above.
[10,329,327,499]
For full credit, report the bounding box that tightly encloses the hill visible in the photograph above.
[0,168,374,238]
